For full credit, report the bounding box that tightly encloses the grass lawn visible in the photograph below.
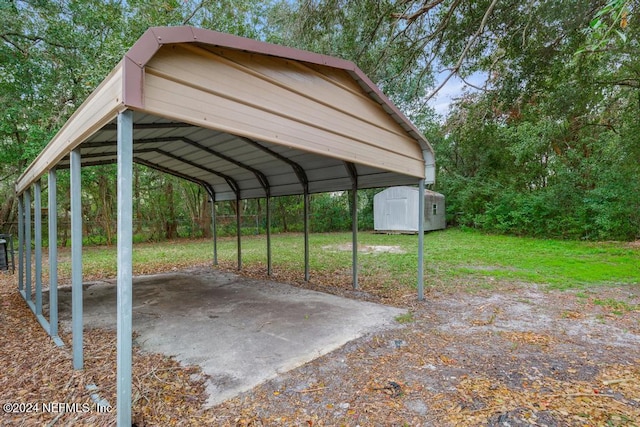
[52,228,640,292]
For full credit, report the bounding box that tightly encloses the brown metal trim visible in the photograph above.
[122,56,144,109]
[189,27,354,70]
[120,26,432,155]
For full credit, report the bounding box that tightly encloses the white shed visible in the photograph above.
[374,186,446,233]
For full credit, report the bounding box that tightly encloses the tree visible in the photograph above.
[265,0,439,120]
[270,0,639,239]
[2,0,637,240]
[580,0,632,53]
[0,0,273,236]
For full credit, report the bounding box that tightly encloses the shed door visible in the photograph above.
[386,199,407,230]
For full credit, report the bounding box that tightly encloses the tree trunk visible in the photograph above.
[164,181,178,239]
[278,198,288,232]
[134,167,142,234]
[201,194,211,238]
[98,174,114,245]
[0,194,16,233]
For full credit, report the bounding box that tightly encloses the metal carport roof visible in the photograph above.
[16,26,435,198]
[14,26,435,425]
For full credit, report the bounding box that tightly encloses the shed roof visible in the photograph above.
[16,26,434,200]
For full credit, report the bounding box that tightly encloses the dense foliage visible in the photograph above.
[0,0,637,241]
[0,0,272,240]
[430,0,640,240]
[269,0,639,240]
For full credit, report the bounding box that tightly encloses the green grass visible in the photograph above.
[394,312,415,324]
[593,298,639,315]
[52,228,640,292]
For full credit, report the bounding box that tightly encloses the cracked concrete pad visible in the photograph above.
[56,269,405,406]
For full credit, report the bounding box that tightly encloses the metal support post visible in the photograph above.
[70,149,83,369]
[18,196,24,291]
[49,169,61,341]
[236,198,242,270]
[417,179,425,301]
[211,198,218,266]
[25,189,32,301]
[304,191,310,282]
[34,181,42,315]
[116,110,134,427]
[266,196,272,276]
[351,187,358,290]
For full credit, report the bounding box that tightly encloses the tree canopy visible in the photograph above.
[1,0,637,241]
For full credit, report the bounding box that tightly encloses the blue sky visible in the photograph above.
[430,71,487,117]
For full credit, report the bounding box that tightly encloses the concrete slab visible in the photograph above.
[55,268,405,405]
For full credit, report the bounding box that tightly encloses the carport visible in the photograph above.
[14,26,435,425]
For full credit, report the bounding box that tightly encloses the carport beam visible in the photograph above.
[116,110,134,427]
[71,149,83,369]
[48,169,59,338]
[417,179,425,301]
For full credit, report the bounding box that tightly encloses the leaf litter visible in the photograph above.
[1,262,639,426]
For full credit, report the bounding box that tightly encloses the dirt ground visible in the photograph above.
[1,265,639,426]
[211,277,640,426]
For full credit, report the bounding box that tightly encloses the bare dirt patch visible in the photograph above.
[628,240,640,249]
[211,281,640,426]
[1,267,639,426]
[322,243,407,254]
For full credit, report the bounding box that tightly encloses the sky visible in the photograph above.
[429,71,487,118]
